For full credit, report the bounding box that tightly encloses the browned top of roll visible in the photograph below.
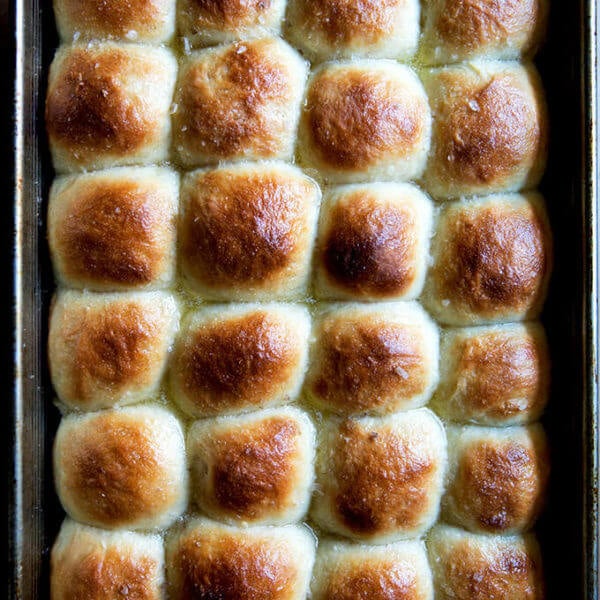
[331,420,437,536]
[171,528,300,599]
[291,0,407,46]
[209,416,301,518]
[181,166,315,291]
[46,46,155,158]
[57,413,181,527]
[185,0,275,30]
[433,73,541,188]
[53,179,173,287]
[320,190,419,297]
[433,201,548,317]
[175,38,301,160]
[435,0,539,53]
[305,65,427,171]
[173,310,301,414]
[308,314,429,413]
[448,435,549,532]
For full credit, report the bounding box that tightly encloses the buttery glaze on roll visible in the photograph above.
[166,518,315,599]
[46,42,177,173]
[170,304,310,418]
[421,194,551,326]
[53,0,176,43]
[285,0,420,62]
[188,406,315,525]
[49,290,179,411]
[297,61,431,184]
[54,405,188,530]
[428,525,545,600]
[48,167,179,291]
[311,409,447,543]
[442,424,549,535]
[180,162,320,300]
[311,539,433,600]
[420,0,548,65]
[51,520,165,600]
[178,0,287,48]
[421,61,547,199]
[173,38,308,167]
[314,183,433,301]
[432,323,550,425]
[305,303,439,416]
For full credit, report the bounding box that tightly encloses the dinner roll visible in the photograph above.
[54,405,188,530]
[420,0,548,65]
[170,304,310,418]
[421,194,552,326]
[166,518,315,599]
[48,167,179,291]
[421,61,547,199]
[180,162,320,301]
[314,183,433,301]
[305,303,439,416]
[188,406,315,525]
[46,42,177,173]
[298,61,431,184]
[173,38,308,167]
[432,323,550,425]
[428,525,544,600]
[311,539,433,600]
[178,0,286,48]
[311,409,447,543]
[53,0,176,43]
[285,0,420,62]
[51,520,164,600]
[49,290,179,411]
[442,424,549,534]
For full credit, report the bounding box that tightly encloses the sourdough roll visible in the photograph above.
[170,304,310,418]
[53,0,176,43]
[442,425,549,534]
[51,520,165,600]
[311,539,433,600]
[421,194,552,326]
[432,323,550,425]
[49,290,179,411]
[173,38,308,167]
[48,167,179,291]
[298,61,431,184]
[311,409,447,543]
[180,163,320,301]
[46,42,177,173]
[285,0,420,62]
[178,0,287,48]
[315,183,433,301]
[166,518,316,599]
[421,61,547,199]
[420,0,548,65]
[188,406,315,525]
[428,525,545,600]
[305,303,439,416]
[54,405,188,530]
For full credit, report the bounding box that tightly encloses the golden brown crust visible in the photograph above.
[171,308,307,417]
[183,0,276,31]
[55,408,186,529]
[427,197,550,323]
[50,174,176,289]
[304,65,427,172]
[444,428,549,533]
[435,0,540,54]
[174,39,305,165]
[319,189,419,298]
[180,165,318,296]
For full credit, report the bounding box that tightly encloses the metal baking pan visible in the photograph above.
[10,0,599,598]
